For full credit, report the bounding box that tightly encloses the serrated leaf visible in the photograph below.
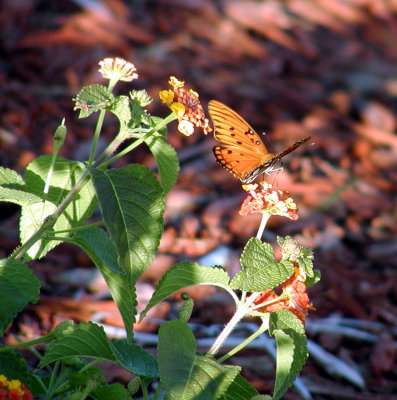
[140,261,230,320]
[131,104,152,125]
[158,320,240,400]
[108,95,132,126]
[230,238,294,292]
[111,340,158,377]
[40,322,115,368]
[269,310,308,400]
[0,186,41,208]
[306,269,321,288]
[91,383,131,400]
[0,167,24,184]
[145,133,179,195]
[91,165,165,283]
[0,259,40,335]
[73,228,136,341]
[221,374,258,400]
[21,155,96,259]
[0,351,42,396]
[74,84,114,118]
[0,167,42,209]
[297,248,319,287]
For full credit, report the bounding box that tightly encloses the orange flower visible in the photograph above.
[253,265,313,323]
[0,376,33,400]
[159,77,212,136]
[239,182,298,220]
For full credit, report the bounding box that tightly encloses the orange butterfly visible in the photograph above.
[208,100,310,183]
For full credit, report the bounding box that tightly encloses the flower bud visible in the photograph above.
[53,119,67,150]
[130,89,152,107]
[127,377,141,395]
[179,297,194,322]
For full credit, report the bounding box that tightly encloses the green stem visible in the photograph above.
[88,109,106,166]
[141,381,149,400]
[207,292,261,356]
[256,212,270,240]
[98,112,177,169]
[12,167,91,260]
[217,319,269,363]
[88,79,117,166]
[152,382,163,400]
[51,221,104,235]
[250,292,289,311]
[80,359,101,372]
[12,214,58,260]
[44,361,60,400]
[0,328,65,352]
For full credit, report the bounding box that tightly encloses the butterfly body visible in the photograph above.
[209,100,310,183]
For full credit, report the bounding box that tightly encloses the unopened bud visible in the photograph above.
[53,119,67,154]
[127,377,141,395]
[179,296,194,322]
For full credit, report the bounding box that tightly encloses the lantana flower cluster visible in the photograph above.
[253,265,312,323]
[98,57,138,82]
[159,77,212,136]
[239,182,298,220]
[0,375,33,400]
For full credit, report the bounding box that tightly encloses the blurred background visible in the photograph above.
[0,0,396,398]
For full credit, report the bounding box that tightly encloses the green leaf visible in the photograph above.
[21,155,96,259]
[0,186,41,210]
[111,340,158,378]
[296,247,319,287]
[91,383,131,400]
[73,228,136,341]
[0,350,42,396]
[0,167,42,208]
[0,167,24,184]
[140,261,230,321]
[145,131,179,195]
[277,236,318,286]
[230,238,294,292]
[306,269,321,288]
[40,321,158,378]
[40,322,116,368]
[269,310,308,400]
[158,320,240,400]
[74,84,114,118]
[221,374,258,400]
[91,165,165,283]
[130,104,152,126]
[108,95,132,127]
[0,259,40,335]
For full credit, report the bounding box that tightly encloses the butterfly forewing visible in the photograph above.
[209,100,310,182]
[209,100,270,156]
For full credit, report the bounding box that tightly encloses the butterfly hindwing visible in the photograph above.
[213,145,268,180]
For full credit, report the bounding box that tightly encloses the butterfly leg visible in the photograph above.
[265,163,283,175]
